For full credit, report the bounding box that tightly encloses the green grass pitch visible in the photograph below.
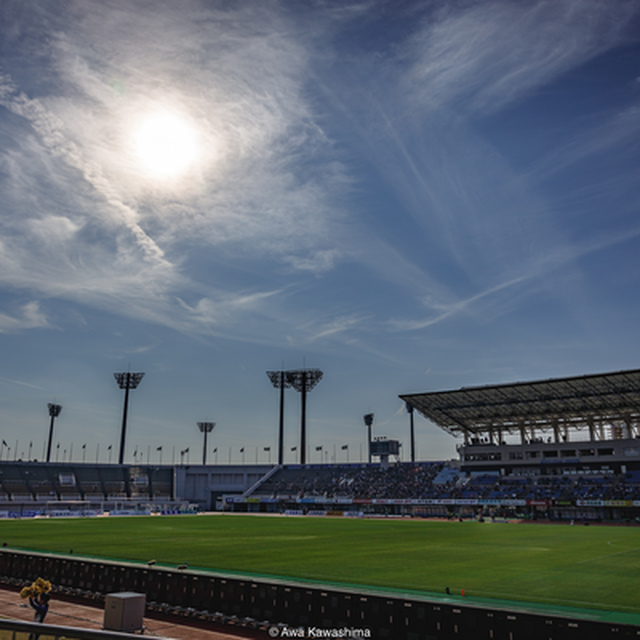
[1,515,639,615]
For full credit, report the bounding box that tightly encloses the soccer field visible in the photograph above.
[1,514,639,615]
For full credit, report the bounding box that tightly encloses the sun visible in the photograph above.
[133,111,199,179]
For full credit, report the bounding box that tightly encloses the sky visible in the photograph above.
[1,0,640,467]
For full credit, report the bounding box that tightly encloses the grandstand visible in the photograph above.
[401,368,640,475]
[216,369,640,522]
[0,463,180,516]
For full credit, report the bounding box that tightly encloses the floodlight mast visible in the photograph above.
[364,413,374,463]
[46,403,62,463]
[286,369,323,465]
[114,372,145,465]
[266,370,292,465]
[197,422,216,465]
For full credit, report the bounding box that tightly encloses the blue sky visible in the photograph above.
[1,0,640,465]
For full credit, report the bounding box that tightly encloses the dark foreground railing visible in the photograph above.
[1,548,639,640]
[0,617,163,640]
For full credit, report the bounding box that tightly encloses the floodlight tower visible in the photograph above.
[46,403,62,463]
[114,372,145,465]
[406,402,416,463]
[286,369,323,465]
[364,413,374,463]
[197,422,216,465]
[266,370,292,465]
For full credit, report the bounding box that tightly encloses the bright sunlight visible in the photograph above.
[133,111,199,179]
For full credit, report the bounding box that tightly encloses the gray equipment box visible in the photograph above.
[104,591,146,632]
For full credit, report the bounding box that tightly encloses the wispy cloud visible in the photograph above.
[0,376,45,390]
[404,0,639,115]
[0,1,354,339]
[0,301,49,333]
[390,275,528,332]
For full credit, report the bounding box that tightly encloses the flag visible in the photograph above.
[157,446,162,451]
[341,445,348,450]
[291,446,297,451]
[264,447,271,451]
[1,440,7,447]
[239,448,244,453]
[315,446,322,451]
[213,448,217,453]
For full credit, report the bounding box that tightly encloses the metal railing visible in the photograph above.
[0,618,167,640]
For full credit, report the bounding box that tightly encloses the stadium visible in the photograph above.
[1,368,640,639]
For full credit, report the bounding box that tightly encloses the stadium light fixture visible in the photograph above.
[364,413,374,464]
[266,370,293,465]
[197,422,216,465]
[114,372,145,465]
[46,403,62,463]
[286,369,323,465]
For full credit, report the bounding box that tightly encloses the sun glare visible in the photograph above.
[133,111,199,179]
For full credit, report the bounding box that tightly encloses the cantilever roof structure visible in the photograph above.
[400,369,640,442]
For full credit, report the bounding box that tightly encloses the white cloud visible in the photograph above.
[0,301,49,332]
[404,0,639,115]
[0,1,352,338]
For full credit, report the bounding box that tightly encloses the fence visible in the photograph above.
[0,618,161,640]
[0,549,639,639]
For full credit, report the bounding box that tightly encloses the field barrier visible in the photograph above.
[0,548,638,639]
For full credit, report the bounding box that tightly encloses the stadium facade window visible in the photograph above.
[597,448,614,456]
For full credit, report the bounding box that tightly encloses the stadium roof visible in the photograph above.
[400,369,640,440]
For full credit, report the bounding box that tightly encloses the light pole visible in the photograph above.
[406,402,416,463]
[286,369,323,465]
[364,413,374,464]
[114,372,145,465]
[266,370,292,465]
[197,422,216,465]
[46,403,62,463]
